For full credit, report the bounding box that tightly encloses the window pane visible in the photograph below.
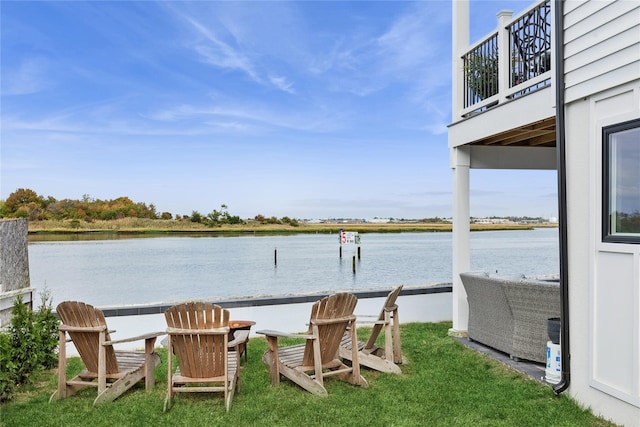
[607,124,640,239]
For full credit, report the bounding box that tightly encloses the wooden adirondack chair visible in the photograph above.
[339,286,403,374]
[49,301,162,406]
[164,302,247,412]
[257,293,368,397]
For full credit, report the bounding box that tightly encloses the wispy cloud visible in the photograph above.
[420,97,451,135]
[167,5,297,95]
[376,3,450,90]
[269,75,295,94]
[182,15,261,83]
[374,3,452,134]
[2,110,207,138]
[1,58,50,95]
[148,101,345,134]
[3,92,346,139]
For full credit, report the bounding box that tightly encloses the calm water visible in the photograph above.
[28,228,559,307]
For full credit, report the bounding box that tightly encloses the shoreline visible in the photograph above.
[26,218,557,236]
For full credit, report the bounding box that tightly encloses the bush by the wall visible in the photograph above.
[32,291,59,369]
[0,290,59,402]
[0,332,16,400]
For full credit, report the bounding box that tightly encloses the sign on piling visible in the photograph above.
[340,230,359,245]
[339,229,361,271]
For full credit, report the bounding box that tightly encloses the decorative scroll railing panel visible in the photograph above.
[509,0,552,96]
[461,0,552,115]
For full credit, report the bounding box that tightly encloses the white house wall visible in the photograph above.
[562,4,640,424]
[563,0,640,104]
[566,80,640,426]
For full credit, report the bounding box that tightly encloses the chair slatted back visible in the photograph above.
[165,302,229,379]
[302,293,357,367]
[56,301,119,374]
[364,285,403,349]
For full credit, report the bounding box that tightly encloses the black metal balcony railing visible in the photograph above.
[462,0,552,112]
[463,34,499,108]
[509,1,551,91]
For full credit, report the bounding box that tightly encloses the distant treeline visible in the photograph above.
[0,188,296,226]
[0,188,162,221]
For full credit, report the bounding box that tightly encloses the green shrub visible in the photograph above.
[0,290,60,402]
[7,295,39,385]
[33,290,60,369]
[0,332,17,400]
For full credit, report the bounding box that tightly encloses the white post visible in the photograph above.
[450,0,471,336]
[497,10,513,103]
[450,146,471,335]
[452,0,469,119]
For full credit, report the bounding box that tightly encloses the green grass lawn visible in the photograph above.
[0,322,617,427]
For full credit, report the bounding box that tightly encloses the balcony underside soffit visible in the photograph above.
[468,116,556,147]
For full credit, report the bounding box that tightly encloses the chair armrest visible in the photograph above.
[256,330,315,340]
[311,315,356,326]
[105,331,164,346]
[228,330,250,347]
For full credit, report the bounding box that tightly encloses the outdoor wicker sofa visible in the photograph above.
[460,272,560,363]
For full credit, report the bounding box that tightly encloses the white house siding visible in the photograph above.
[565,82,640,426]
[563,0,640,104]
[563,2,640,425]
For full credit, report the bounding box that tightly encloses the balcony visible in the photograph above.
[450,0,556,149]
[448,0,558,340]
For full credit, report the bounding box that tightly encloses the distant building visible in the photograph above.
[366,218,391,224]
[472,218,513,224]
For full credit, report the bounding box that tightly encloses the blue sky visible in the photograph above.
[1,0,557,220]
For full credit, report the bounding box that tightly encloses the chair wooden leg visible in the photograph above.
[98,331,107,395]
[311,325,323,389]
[392,309,402,364]
[384,311,393,361]
[265,336,280,386]
[164,337,174,412]
[94,367,146,406]
[349,321,361,386]
[235,350,242,392]
[278,363,328,396]
[144,337,157,390]
[50,330,68,402]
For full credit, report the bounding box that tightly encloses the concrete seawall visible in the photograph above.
[64,284,452,354]
[0,219,34,327]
